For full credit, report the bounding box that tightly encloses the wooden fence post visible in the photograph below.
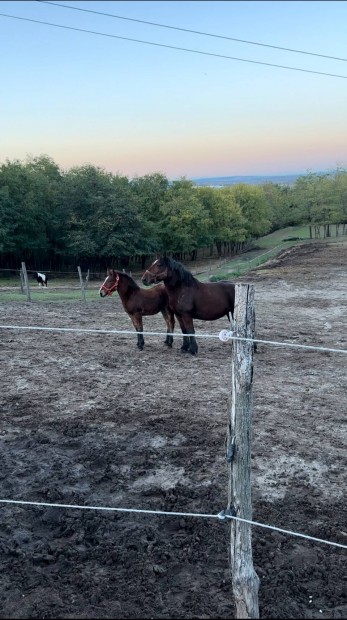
[19,268,25,294]
[77,266,86,302]
[227,283,259,618]
[21,262,31,302]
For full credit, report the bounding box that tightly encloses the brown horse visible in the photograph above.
[142,256,235,355]
[99,269,175,350]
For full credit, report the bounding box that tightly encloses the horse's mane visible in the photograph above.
[164,257,196,286]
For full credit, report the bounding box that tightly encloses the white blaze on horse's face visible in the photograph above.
[99,276,109,297]
[150,259,159,276]
[146,258,167,284]
[99,272,119,297]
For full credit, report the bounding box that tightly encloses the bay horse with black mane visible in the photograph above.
[142,256,235,355]
[99,269,175,351]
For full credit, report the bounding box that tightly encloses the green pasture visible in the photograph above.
[199,225,311,281]
[0,282,104,304]
[256,225,311,248]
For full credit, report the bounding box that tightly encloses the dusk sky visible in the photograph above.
[1,0,346,179]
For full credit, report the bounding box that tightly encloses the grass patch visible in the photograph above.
[256,225,311,248]
[0,286,104,304]
[200,230,312,282]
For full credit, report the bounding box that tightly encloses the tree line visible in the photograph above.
[0,155,346,272]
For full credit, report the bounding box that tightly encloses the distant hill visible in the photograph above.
[191,174,303,187]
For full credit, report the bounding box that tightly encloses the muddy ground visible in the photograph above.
[0,240,346,619]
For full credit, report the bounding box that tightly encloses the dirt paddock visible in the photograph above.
[0,241,346,619]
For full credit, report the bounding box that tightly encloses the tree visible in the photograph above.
[198,186,246,256]
[292,171,344,238]
[261,182,298,230]
[158,178,211,258]
[0,158,58,268]
[230,184,272,239]
[130,173,170,262]
[333,169,347,234]
[25,155,64,267]
[61,165,144,268]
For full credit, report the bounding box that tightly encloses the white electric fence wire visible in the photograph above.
[0,324,346,355]
[0,499,346,549]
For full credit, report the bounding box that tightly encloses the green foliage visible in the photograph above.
[261,182,299,230]
[0,155,346,270]
[130,173,170,256]
[198,186,246,254]
[158,178,212,253]
[229,183,272,238]
[291,171,345,227]
[0,156,63,264]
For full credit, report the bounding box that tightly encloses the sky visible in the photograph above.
[0,0,347,180]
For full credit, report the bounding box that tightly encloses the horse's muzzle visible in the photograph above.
[141,274,153,286]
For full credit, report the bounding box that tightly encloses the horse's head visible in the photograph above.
[142,257,168,286]
[99,269,120,297]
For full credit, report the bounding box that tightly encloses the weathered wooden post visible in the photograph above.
[227,283,259,618]
[77,266,86,302]
[21,262,31,302]
[19,268,25,294]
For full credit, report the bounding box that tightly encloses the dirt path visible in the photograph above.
[0,240,346,619]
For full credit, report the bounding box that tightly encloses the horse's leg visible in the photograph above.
[131,313,145,350]
[184,316,198,355]
[176,315,192,353]
[168,309,175,347]
[161,309,170,346]
[161,309,175,347]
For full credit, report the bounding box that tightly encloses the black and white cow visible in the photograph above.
[35,272,48,287]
